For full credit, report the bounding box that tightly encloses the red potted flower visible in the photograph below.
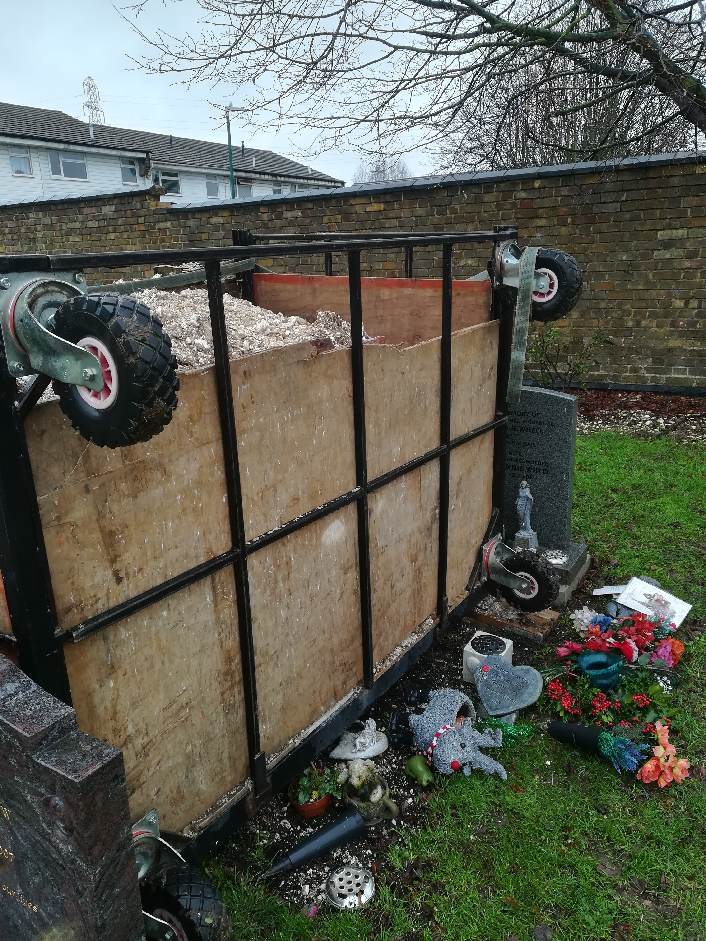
[289,764,342,819]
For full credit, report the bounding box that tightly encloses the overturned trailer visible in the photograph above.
[0,229,580,858]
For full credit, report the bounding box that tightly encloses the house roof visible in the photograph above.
[0,101,342,184]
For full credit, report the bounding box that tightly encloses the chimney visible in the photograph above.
[241,141,245,159]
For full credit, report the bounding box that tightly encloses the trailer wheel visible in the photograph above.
[52,293,179,448]
[142,866,230,941]
[531,249,582,322]
[497,552,559,612]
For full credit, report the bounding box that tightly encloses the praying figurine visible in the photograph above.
[513,480,539,550]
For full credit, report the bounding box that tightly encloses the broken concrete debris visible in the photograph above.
[134,287,369,370]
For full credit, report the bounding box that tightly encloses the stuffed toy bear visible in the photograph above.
[408,688,507,780]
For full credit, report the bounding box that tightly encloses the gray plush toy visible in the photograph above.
[408,688,507,780]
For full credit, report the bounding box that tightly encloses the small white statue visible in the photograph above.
[514,480,539,550]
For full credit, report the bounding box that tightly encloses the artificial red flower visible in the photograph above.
[591,692,612,714]
[546,680,566,702]
[607,637,639,663]
[585,636,612,653]
[555,641,583,658]
[560,692,581,715]
[632,693,652,708]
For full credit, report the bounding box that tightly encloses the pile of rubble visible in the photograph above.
[134,287,361,370]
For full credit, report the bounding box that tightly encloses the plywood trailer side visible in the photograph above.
[18,296,498,831]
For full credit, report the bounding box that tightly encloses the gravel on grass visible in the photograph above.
[576,389,706,441]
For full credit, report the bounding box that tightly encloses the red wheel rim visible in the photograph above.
[532,267,559,303]
[76,336,118,409]
[513,571,539,599]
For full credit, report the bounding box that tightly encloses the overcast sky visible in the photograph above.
[0,0,427,185]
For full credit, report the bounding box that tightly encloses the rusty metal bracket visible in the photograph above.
[0,273,103,390]
[482,534,535,593]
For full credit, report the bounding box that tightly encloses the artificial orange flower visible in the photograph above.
[637,722,690,787]
[636,757,661,784]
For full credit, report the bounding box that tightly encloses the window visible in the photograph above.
[206,178,220,198]
[272,183,282,195]
[154,169,181,195]
[237,181,252,198]
[120,158,138,185]
[49,150,88,180]
[9,147,32,176]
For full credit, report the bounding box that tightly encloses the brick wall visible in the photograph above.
[1,155,705,388]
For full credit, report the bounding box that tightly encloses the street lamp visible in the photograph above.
[225,104,236,199]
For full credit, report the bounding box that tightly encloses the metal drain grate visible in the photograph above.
[326,865,375,909]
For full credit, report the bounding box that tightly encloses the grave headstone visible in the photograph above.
[0,654,144,941]
[503,386,575,549]
[503,386,589,604]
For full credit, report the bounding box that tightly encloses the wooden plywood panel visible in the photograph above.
[447,434,495,607]
[365,338,440,480]
[64,569,247,831]
[369,463,440,668]
[252,274,492,346]
[233,343,356,540]
[366,321,498,481]
[451,321,499,439]
[249,505,362,755]
[25,370,229,630]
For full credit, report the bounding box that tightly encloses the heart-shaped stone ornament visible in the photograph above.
[474,655,544,715]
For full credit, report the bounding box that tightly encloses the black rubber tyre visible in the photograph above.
[497,551,559,612]
[141,865,230,941]
[52,293,179,448]
[531,249,582,322]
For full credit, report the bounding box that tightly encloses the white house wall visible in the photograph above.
[0,141,337,206]
[0,142,150,203]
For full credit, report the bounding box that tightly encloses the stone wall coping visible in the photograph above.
[168,149,706,212]
[0,149,702,214]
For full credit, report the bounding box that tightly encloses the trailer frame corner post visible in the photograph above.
[347,249,375,689]
[205,259,268,798]
[232,229,255,302]
[436,242,453,633]
[0,352,72,704]
[492,285,516,515]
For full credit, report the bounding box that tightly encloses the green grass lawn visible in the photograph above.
[211,432,706,941]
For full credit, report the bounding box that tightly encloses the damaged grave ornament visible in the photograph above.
[330,719,388,760]
[473,656,544,718]
[408,689,507,780]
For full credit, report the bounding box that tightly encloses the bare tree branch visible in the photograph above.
[124,0,706,165]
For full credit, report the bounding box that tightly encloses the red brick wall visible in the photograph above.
[1,159,704,388]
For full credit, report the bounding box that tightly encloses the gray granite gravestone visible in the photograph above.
[0,654,144,941]
[503,386,589,603]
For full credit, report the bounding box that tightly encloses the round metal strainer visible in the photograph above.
[326,865,375,909]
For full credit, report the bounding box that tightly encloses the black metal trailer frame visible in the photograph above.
[0,226,517,856]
